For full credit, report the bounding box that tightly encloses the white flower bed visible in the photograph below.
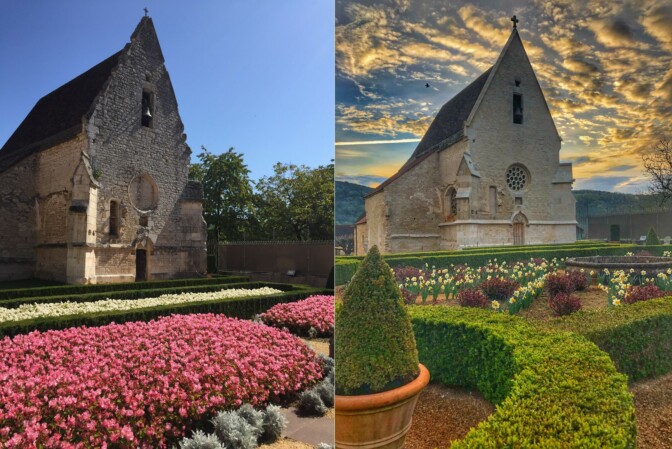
[0,287,283,324]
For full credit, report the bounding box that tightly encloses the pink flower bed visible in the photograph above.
[260,295,334,336]
[0,314,323,448]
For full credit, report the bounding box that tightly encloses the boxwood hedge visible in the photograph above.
[539,296,672,382]
[336,244,669,285]
[0,285,329,338]
[0,281,291,309]
[409,306,636,448]
[0,276,249,301]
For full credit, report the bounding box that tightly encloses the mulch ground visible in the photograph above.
[404,384,494,448]
[403,367,672,449]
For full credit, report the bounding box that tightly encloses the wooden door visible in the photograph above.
[513,222,525,245]
[136,249,147,281]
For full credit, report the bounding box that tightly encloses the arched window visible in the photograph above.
[445,187,457,218]
[109,201,119,237]
[141,90,154,128]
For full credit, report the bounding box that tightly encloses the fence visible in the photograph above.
[218,241,334,288]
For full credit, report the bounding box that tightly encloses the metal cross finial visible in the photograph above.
[511,15,519,29]
[144,7,149,17]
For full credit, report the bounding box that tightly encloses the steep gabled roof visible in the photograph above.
[366,67,491,198]
[0,50,123,171]
[0,17,163,173]
[410,66,492,161]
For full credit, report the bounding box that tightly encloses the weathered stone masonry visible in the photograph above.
[0,17,206,283]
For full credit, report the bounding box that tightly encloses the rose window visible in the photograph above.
[506,165,529,191]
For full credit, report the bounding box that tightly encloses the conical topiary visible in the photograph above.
[335,245,420,395]
[645,227,660,245]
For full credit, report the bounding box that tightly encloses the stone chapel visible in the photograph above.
[356,23,577,255]
[0,16,206,283]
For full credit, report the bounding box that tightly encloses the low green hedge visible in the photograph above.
[0,285,329,338]
[336,245,669,285]
[0,281,295,309]
[409,307,636,448]
[338,240,618,261]
[0,276,249,301]
[539,297,672,382]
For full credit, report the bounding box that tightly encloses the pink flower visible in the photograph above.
[260,295,334,336]
[0,314,322,447]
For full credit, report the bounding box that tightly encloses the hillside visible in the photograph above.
[574,190,668,215]
[335,181,373,225]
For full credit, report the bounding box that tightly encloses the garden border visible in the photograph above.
[0,275,249,300]
[0,281,293,308]
[336,244,669,285]
[539,296,672,382]
[0,286,330,338]
[409,306,636,448]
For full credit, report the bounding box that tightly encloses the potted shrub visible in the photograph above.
[335,246,429,449]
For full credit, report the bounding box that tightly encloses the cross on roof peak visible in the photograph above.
[511,15,519,29]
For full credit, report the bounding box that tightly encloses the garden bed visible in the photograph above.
[409,307,636,447]
[0,286,328,338]
[0,314,324,447]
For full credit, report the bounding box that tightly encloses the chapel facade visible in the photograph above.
[0,17,206,284]
[356,25,576,255]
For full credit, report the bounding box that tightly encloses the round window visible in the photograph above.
[506,165,529,191]
[128,174,158,211]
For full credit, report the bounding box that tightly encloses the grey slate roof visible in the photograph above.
[0,50,123,172]
[409,67,492,160]
[367,67,492,197]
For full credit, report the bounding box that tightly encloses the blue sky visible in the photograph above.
[335,0,672,193]
[0,1,334,181]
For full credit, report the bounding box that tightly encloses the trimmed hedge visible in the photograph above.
[0,276,249,301]
[336,244,669,285]
[539,296,672,382]
[0,285,330,338]
[0,281,280,309]
[337,240,618,261]
[409,307,636,448]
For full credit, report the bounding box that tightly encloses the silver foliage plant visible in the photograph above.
[314,378,334,408]
[261,404,287,442]
[176,403,288,447]
[211,411,259,449]
[179,430,226,449]
[297,390,327,416]
[237,404,264,439]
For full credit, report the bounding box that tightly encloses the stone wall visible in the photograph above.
[0,152,37,280]
[383,153,442,253]
[86,19,204,281]
[466,33,572,224]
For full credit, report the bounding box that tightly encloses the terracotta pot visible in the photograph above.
[335,364,430,449]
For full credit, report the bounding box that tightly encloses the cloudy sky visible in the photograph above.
[335,0,672,193]
[0,1,333,181]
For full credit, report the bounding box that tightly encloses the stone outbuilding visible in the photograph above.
[0,16,206,283]
[358,26,576,254]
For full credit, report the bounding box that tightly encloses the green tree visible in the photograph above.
[255,162,334,240]
[189,146,257,241]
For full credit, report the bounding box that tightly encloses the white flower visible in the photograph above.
[0,287,284,324]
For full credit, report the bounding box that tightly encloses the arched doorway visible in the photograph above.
[512,213,528,245]
[135,239,153,282]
